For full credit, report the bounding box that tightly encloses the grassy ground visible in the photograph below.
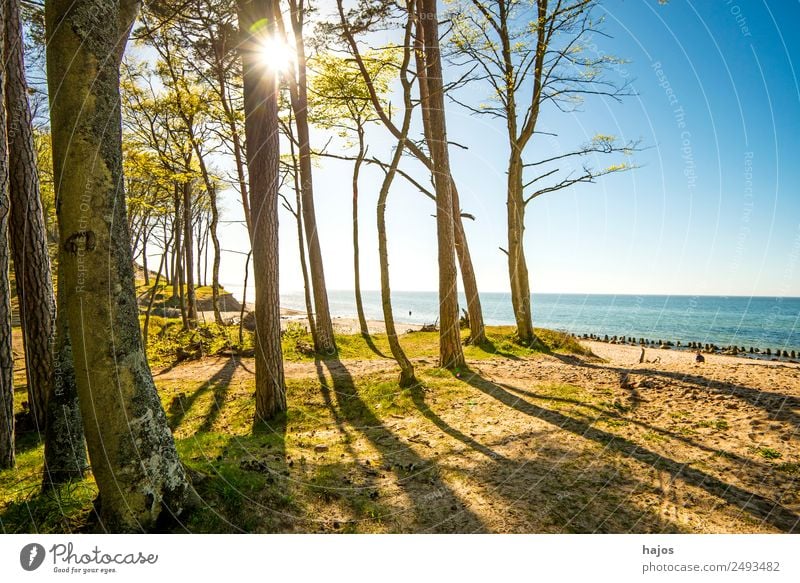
[2,321,798,534]
[0,324,590,533]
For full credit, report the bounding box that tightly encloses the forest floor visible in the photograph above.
[1,324,799,533]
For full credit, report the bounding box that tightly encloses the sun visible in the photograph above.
[259,37,294,73]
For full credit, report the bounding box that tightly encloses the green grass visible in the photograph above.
[755,447,782,460]
[142,318,253,368]
[280,324,593,363]
[2,321,598,533]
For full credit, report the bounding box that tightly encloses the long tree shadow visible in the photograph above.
[167,358,239,432]
[460,370,800,533]
[408,384,507,462]
[574,359,800,429]
[495,382,763,469]
[358,333,388,359]
[316,358,485,532]
[465,443,689,533]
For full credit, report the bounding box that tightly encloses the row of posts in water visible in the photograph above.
[579,333,798,360]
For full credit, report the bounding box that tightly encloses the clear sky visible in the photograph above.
[184,0,800,298]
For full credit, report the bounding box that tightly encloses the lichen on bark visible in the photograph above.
[46,0,195,531]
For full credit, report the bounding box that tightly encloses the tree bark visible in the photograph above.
[173,185,188,328]
[238,250,250,346]
[286,0,335,354]
[209,34,251,235]
[142,229,150,286]
[287,115,317,346]
[353,125,369,338]
[46,0,195,531]
[451,182,486,344]
[507,150,536,343]
[419,0,465,370]
[191,155,223,325]
[377,133,416,388]
[143,249,167,353]
[182,180,197,327]
[4,0,55,431]
[43,262,87,488]
[413,20,486,345]
[0,17,15,467]
[238,0,286,420]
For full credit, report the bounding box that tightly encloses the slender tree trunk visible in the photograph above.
[142,229,150,286]
[46,0,195,531]
[238,250,251,346]
[212,51,251,235]
[352,125,369,338]
[173,187,188,328]
[287,0,335,354]
[183,180,197,327]
[43,262,87,488]
[192,154,223,325]
[377,138,416,388]
[162,219,170,284]
[203,225,209,288]
[451,182,486,345]
[0,28,14,468]
[238,0,286,420]
[4,0,55,431]
[210,200,222,323]
[419,0,465,370]
[195,216,203,290]
[143,250,167,353]
[413,22,486,345]
[288,115,317,346]
[371,2,417,386]
[507,150,536,344]
[171,195,180,296]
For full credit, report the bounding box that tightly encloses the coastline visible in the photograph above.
[194,303,800,364]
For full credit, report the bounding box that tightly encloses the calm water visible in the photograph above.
[273,290,800,352]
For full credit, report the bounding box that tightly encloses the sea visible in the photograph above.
[269,290,800,354]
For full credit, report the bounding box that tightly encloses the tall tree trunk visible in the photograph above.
[209,196,222,323]
[413,22,486,345]
[0,28,14,468]
[142,229,150,286]
[353,125,369,338]
[419,0,465,370]
[46,0,195,531]
[4,0,55,431]
[377,136,416,388]
[173,187,188,328]
[183,180,197,327]
[162,218,170,284]
[192,154,223,325]
[238,0,286,420]
[507,150,536,344]
[451,182,486,345]
[288,114,317,346]
[43,263,87,488]
[211,47,251,235]
[286,0,335,354]
[238,250,250,346]
[195,216,203,290]
[143,250,167,353]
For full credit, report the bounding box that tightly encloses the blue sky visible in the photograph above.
[186,0,800,298]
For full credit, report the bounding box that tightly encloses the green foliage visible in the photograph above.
[281,322,316,360]
[756,447,782,460]
[307,49,400,138]
[142,317,253,367]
